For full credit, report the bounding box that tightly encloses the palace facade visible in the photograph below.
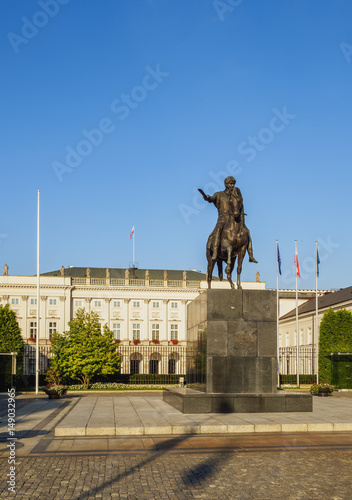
[1,266,267,377]
[2,264,333,377]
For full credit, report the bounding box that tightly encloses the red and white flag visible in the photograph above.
[294,251,300,277]
[130,225,135,239]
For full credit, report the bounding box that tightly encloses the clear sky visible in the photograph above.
[1,0,352,291]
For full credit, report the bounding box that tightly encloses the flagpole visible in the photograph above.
[315,241,319,384]
[276,240,280,388]
[295,240,299,387]
[35,190,40,395]
[133,227,135,268]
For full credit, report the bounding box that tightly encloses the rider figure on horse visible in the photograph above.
[201,176,257,263]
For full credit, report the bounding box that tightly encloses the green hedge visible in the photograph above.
[127,374,185,384]
[280,374,317,385]
[319,308,352,383]
[18,373,186,388]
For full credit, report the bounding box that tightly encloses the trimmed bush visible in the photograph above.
[319,308,352,384]
[280,374,317,385]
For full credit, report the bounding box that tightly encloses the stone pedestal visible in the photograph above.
[164,289,312,413]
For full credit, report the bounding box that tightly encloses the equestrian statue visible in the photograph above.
[199,176,257,289]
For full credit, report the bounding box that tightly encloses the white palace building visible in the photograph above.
[0,264,330,377]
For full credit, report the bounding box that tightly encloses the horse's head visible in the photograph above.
[230,193,243,220]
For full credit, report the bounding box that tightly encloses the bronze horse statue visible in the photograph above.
[206,194,250,289]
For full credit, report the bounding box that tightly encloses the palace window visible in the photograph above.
[74,300,83,307]
[112,323,121,340]
[170,324,178,340]
[93,300,102,308]
[48,322,57,337]
[49,298,57,306]
[113,300,121,308]
[170,301,178,309]
[11,298,20,305]
[132,301,141,308]
[152,301,160,308]
[151,323,160,340]
[30,298,37,305]
[307,328,312,345]
[132,323,141,340]
[29,321,37,339]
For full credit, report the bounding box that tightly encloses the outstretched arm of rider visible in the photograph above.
[198,188,215,203]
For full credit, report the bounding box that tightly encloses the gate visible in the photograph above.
[331,353,352,389]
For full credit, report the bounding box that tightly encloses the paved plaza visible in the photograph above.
[1,392,352,499]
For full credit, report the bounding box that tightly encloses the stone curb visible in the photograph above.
[55,421,352,437]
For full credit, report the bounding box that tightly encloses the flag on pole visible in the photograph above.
[130,226,135,239]
[277,244,282,275]
[317,248,320,277]
[294,249,300,277]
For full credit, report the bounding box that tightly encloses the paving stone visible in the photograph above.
[3,450,349,500]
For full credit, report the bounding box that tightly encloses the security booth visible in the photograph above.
[331,352,352,389]
[0,352,17,391]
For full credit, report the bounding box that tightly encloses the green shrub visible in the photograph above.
[280,374,317,385]
[319,308,352,384]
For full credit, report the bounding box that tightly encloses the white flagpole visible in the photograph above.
[35,190,40,395]
[315,241,319,384]
[295,240,299,387]
[132,226,135,268]
[276,240,280,387]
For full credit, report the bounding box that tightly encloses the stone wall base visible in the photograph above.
[163,387,313,413]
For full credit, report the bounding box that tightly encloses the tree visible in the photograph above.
[0,304,24,386]
[50,309,121,389]
[319,308,352,383]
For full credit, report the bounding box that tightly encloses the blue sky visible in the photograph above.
[1,0,352,291]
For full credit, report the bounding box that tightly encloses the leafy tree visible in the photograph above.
[50,309,120,389]
[319,308,352,383]
[0,304,24,386]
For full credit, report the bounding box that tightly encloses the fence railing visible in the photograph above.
[71,277,201,288]
[23,345,52,375]
[21,344,188,385]
[117,345,187,384]
[279,346,316,376]
[21,345,317,385]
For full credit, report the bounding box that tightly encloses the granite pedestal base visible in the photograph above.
[163,387,313,413]
[163,289,312,414]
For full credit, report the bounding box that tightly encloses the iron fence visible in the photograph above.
[21,343,188,385]
[22,344,317,386]
[117,344,187,384]
[279,346,316,375]
[23,344,52,376]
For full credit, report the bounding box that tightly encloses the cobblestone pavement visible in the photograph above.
[2,393,352,499]
[1,437,352,499]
